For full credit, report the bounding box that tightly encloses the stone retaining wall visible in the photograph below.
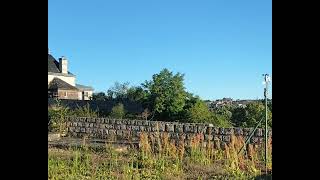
[66,117,272,148]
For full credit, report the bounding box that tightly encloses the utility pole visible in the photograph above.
[263,74,270,175]
[237,74,271,176]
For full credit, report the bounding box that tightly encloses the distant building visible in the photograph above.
[48,50,94,100]
[208,98,261,109]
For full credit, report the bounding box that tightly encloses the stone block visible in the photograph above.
[121,124,126,130]
[243,128,252,136]
[255,129,263,137]
[132,126,140,131]
[224,128,234,135]
[222,135,231,142]
[100,124,105,129]
[206,127,213,135]
[116,120,122,124]
[85,128,90,133]
[213,127,219,134]
[109,129,116,135]
[106,124,114,129]
[175,124,184,133]
[197,125,207,133]
[96,119,101,124]
[136,120,143,126]
[234,128,243,136]
[142,120,149,126]
[165,123,174,132]
[250,137,259,143]
[110,119,116,124]
[146,126,152,132]
[116,130,123,136]
[104,118,109,124]
[219,128,225,135]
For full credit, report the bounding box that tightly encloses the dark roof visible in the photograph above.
[48,54,74,75]
[48,78,78,91]
[48,54,61,73]
[76,84,94,91]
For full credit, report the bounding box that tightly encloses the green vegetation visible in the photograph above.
[52,68,272,128]
[49,133,272,179]
[142,68,187,121]
[110,103,126,119]
[48,100,99,133]
[90,68,272,128]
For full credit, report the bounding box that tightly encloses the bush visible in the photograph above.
[184,100,232,127]
[110,103,126,119]
[48,100,70,133]
[185,100,213,123]
[71,104,99,118]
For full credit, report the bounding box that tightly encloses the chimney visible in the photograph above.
[59,56,68,74]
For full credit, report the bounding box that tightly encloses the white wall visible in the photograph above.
[78,90,93,100]
[48,74,76,86]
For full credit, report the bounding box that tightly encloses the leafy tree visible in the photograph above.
[211,112,233,128]
[185,99,213,123]
[268,99,272,112]
[230,107,248,127]
[142,68,187,120]
[127,86,148,103]
[107,82,130,99]
[109,103,126,119]
[215,105,233,120]
[231,102,272,128]
[92,92,107,101]
[245,102,272,128]
[184,99,233,127]
[184,93,201,110]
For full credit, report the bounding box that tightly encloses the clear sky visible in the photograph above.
[49,0,272,100]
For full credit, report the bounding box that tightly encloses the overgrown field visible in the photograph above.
[48,133,272,179]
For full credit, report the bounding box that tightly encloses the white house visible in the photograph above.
[48,50,93,100]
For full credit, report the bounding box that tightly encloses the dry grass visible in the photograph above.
[49,133,272,179]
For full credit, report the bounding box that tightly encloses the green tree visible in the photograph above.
[211,112,233,128]
[268,99,272,112]
[245,102,272,128]
[231,102,272,128]
[109,103,126,119]
[107,82,130,99]
[230,107,248,127]
[185,99,213,123]
[215,105,233,120]
[142,68,187,120]
[127,86,148,103]
[92,92,107,101]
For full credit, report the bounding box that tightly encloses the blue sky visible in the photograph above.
[49,0,272,100]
